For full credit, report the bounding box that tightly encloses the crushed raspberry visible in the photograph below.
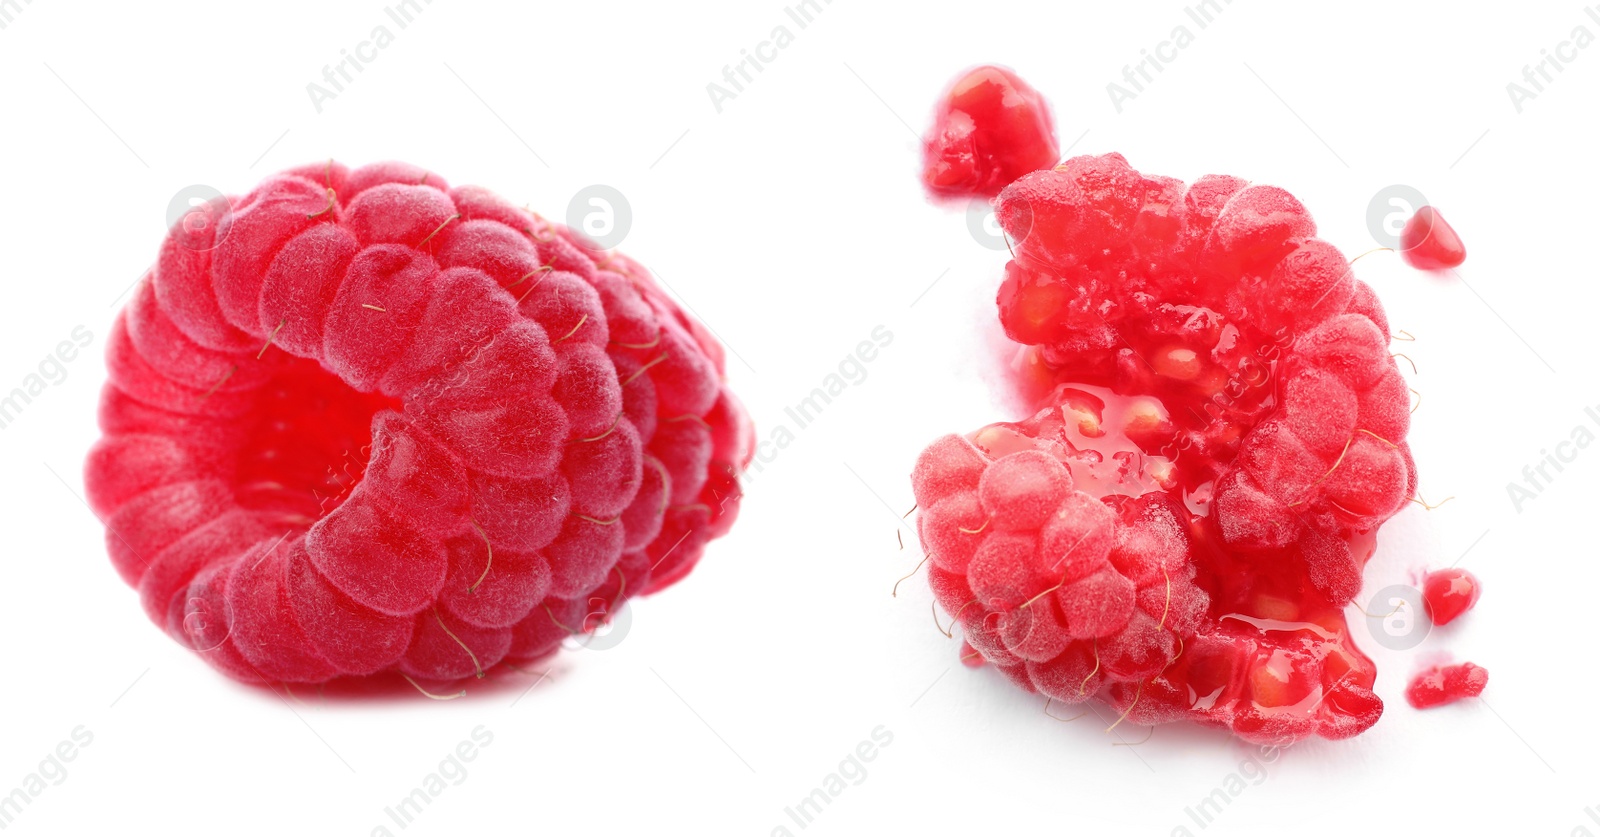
[88,161,753,688]
[921,65,1059,201]
[913,152,1417,744]
[1422,568,1480,626]
[1405,661,1488,709]
[1398,206,1466,270]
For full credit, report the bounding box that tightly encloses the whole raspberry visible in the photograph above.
[86,161,753,688]
[915,153,1416,744]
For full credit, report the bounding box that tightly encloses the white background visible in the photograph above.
[1,1,1596,835]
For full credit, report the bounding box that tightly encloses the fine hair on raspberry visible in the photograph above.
[913,152,1418,744]
[87,160,754,689]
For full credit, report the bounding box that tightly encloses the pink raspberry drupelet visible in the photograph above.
[87,161,753,688]
[1405,661,1488,709]
[1421,568,1481,627]
[1398,206,1467,270]
[921,65,1059,201]
[913,153,1419,744]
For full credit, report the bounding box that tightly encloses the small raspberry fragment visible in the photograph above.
[1422,568,1481,626]
[921,65,1059,201]
[88,161,754,689]
[914,152,1419,744]
[1405,661,1489,709]
[1398,206,1466,270]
